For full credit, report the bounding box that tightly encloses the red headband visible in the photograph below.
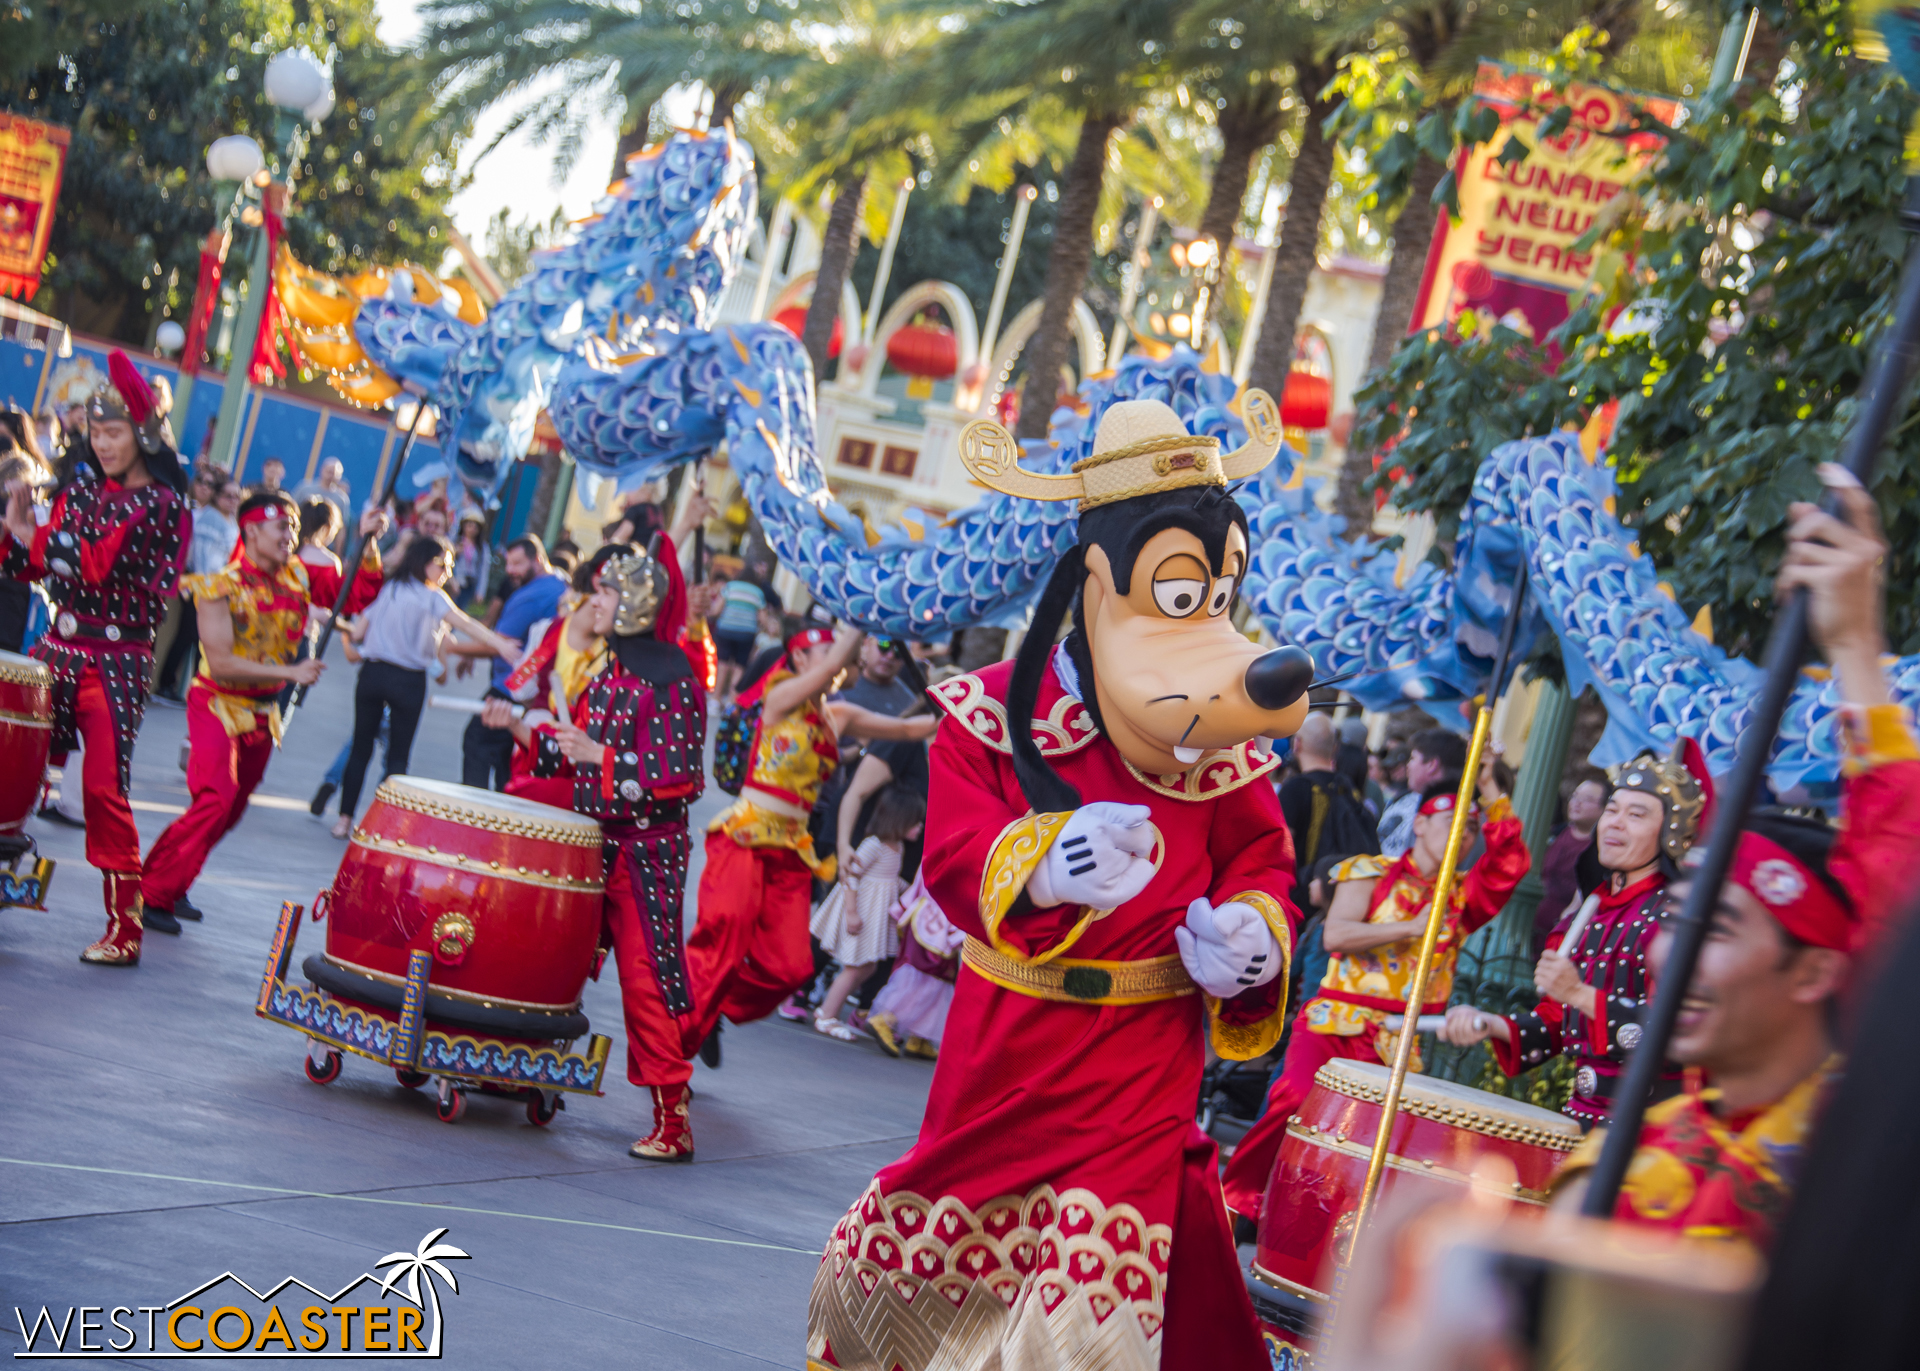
[1727,831,1853,952]
[787,627,833,653]
[237,504,288,529]
[1419,793,1480,818]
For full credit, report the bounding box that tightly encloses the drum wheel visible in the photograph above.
[304,1049,343,1086]
[525,1090,563,1127]
[394,1068,430,1090]
[435,1088,467,1124]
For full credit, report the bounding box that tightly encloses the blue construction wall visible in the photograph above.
[0,330,535,540]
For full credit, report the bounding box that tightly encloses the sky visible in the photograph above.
[373,0,667,250]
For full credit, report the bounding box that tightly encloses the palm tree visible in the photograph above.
[375,1228,470,1356]
[741,0,1013,381]
[924,0,1183,438]
[1169,0,1363,403]
[414,0,806,181]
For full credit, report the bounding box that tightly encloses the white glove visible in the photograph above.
[1025,801,1156,910]
[1175,897,1282,999]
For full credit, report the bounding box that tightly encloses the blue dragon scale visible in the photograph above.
[353,128,1918,793]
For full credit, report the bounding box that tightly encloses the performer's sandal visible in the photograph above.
[80,873,143,967]
[629,1084,694,1162]
[905,1036,939,1061]
[814,1014,862,1043]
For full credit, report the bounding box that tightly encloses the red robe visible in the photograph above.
[808,651,1298,1371]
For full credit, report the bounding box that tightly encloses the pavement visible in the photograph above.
[0,641,935,1367]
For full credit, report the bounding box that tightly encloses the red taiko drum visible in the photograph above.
[0,650,53,834]
[318,778,604,1036]
[1254,1058,1582,1303]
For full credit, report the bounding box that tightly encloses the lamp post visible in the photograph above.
[203,49,331,479]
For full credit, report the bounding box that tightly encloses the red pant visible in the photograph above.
[1221,1008,1384,1224]
[604,852,693,1088]
[66,668,141,874]
[141,684,273,910]
[680,832,815,1054]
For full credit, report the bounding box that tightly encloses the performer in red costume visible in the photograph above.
[1554,471,1920,1248]
[680,623,935,1067]
[809,395,1315,1371]
[139,490,384,933]
[484,536,712,1160]
[1441,742,1708,1126]
[1219,760,1528,1226]
[0,351,190,966]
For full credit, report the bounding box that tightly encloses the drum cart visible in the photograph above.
[256,899,611,1125]
[0,832,54,911]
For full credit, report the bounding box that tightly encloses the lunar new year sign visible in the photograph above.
[11,1229,469,1358]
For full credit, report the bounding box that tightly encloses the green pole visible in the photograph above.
[1430,676,1576,1083]
[1488,676,1577,956]
[543,458,574,549]
[206,220,269,476]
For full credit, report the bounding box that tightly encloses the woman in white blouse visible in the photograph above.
[331,535,516,837]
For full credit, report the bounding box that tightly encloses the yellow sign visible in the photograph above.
[1412,64,1681,343]
[0,114,71,302]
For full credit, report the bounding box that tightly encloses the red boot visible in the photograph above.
[80,871,143,967]
[628,1083,693,1161]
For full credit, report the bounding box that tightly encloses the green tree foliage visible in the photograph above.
[1352,0,1920,658]
[483,205,569,287]
[1,0,462,345]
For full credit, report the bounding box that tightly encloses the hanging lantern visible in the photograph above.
[773,304,841,359]
[1280,370,1331,431]
[886,311,958,400]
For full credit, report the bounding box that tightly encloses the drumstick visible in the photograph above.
[1383,1014,1456,1034]
[1554,892,1603,957]
[429,696,526,718]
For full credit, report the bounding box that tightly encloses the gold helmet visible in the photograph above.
[89,350,176,455]
[1611,737,1714,867]
[599,546,668,637]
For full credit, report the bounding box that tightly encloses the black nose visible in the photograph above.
[1245,646,1314,710]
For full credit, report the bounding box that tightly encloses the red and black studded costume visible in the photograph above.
[519,535,710,1160]
[1492,739,1711,1127]
[1493,873,1680,1126]
[0,352,190,965]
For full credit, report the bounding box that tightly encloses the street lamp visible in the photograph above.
[264,51,328,113]
[1187,233,1222,350]
[198,49,333,478]
[206,134,265,183]
[155,321,186,355]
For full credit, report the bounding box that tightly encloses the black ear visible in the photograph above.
[1007,546,1085,814]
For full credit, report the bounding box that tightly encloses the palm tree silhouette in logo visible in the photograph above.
[375,1228,470,1355]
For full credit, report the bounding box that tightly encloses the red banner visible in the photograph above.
[0,114,71,302]
[1409,64,1680,346]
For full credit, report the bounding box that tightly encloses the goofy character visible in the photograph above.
[808,393,1314,1371]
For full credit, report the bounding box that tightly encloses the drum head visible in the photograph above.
[0,650,51,686]
[1317,1058,1583,1144]
[372,776,602,843]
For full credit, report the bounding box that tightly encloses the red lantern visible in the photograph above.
[886,313,959,399]
[1280,370,1331,431]
[773,304,841,359]
[1451,259,1495,302]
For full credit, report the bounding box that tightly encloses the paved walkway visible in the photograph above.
[0,644,933,1366]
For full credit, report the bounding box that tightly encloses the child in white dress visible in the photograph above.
[808,785,925,1042]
